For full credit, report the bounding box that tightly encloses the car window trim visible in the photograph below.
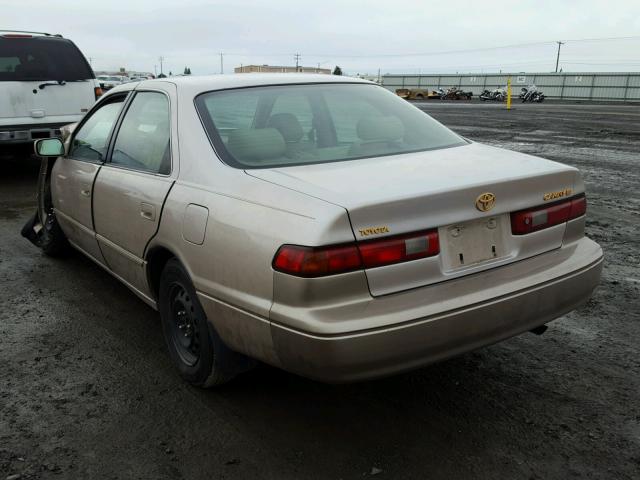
[103,89,173,177]
[67,91,131,165]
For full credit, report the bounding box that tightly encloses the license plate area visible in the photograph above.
[439,215,509,271]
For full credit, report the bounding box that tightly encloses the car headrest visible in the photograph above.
[356,116,404,142]
[227,128,286,162]
[266,113,304,143]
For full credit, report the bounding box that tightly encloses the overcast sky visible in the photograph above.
[3,0,640,75]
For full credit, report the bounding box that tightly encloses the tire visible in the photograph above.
[158,258,253,387]
[39,182,71,257]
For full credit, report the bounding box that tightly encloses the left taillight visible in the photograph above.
[273,229,439,278]
[511,194,586,235]
[94,86,103,99]
[272,244,362,278]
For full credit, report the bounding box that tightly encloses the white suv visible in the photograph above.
[0,30,100,146]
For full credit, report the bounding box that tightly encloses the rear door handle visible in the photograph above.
[80,188,91,197]
[140,203,156,221]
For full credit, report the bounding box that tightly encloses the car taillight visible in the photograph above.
[273,244,362,277]
[511,194,586,235]
[273,229,440,277]
[359,230,439,268]
[94,86,103,99]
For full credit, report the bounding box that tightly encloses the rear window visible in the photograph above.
[195,83,466,169]
[0,36,93,81]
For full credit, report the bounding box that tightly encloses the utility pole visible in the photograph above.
[294,53,301,72]
[88,57,93,66]
[158,56,164,75]
[555,41,564,73]
[220,52,224,74]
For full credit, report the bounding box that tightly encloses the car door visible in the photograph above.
[52,93,128,264]
[92,86,176,298]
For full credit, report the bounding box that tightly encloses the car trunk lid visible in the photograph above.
[248,142,581,295]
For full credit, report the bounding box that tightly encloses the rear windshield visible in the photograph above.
[0,37,93,82]
[195,83,467,169]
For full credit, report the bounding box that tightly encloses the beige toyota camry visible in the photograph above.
[24,74,603,386]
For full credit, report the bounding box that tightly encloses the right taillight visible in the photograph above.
[273,229,440,278]
[511,194,586,235]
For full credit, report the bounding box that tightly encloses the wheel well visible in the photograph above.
[146,247,176,301]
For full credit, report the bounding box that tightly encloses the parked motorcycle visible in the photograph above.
[440,86,473,100]
[479,87,506,102]
[519,85,545,103]
[457,88,473,100]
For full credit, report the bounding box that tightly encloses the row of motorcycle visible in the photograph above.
[436,86,474,100]
[479,85,545,103]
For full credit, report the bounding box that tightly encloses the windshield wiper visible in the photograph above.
[39,80,66,90]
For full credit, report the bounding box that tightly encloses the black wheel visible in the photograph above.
[39,181,70,257]
[158,258,252,387]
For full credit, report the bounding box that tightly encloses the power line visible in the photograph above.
[130,36,640,63]
[92,35,640,74]
[563,61,640,66]
[298,35,640,59]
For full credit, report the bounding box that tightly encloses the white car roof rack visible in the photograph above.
[0,30,63,37]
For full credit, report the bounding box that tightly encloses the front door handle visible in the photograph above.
[140,202,156,221]
[80,188,91,197]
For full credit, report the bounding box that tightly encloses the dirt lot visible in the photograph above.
[1,103,638,480]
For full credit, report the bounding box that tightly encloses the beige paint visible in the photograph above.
[52,157,106,264]
[49,75,603,382]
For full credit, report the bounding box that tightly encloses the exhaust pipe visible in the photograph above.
[529,325,548,336]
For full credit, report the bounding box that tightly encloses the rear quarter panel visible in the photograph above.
[147,91,356,359]
[152,174,354,317]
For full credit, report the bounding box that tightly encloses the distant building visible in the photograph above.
[235,64,331,74]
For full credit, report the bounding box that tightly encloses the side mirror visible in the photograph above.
[34,138,65,157]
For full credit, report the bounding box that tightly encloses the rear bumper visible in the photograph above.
[0,122,74,144]
[270,238,603,383]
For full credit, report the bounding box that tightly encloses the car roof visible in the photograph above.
[144,73,372,96]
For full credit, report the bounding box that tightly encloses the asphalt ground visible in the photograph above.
[1,102,639,480]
